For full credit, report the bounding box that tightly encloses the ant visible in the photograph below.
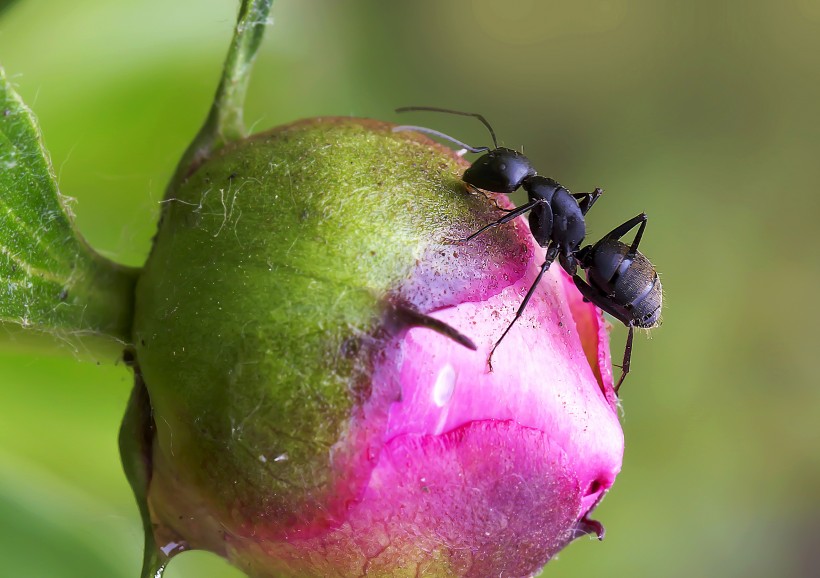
[394,106,602,367]
[572,213,662,393]
[395,108,662,392]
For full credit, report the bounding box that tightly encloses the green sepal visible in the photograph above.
[119,372,166,578]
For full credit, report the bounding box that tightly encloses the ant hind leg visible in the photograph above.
[573,188,603,215]
[614,324,635,394]
[603,213,647,245]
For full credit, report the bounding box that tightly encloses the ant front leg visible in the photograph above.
[465,183,516,212]
[572,187,603,215]
[460,198,548,244]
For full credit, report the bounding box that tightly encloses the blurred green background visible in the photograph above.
[1,0,819,576]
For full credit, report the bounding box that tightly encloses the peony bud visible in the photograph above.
[124,117,623,578]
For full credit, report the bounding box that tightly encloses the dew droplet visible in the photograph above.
[432,364,456,407]
[159,541,188,557]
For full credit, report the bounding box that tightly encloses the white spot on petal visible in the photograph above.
[432,364,456,407]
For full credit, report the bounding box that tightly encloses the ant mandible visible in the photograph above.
[394,106,602,368]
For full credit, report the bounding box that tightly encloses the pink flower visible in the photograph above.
[125,118,624,578]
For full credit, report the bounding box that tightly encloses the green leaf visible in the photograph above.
[0,67,137,357]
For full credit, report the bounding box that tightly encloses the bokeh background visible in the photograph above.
[1,0,819,576]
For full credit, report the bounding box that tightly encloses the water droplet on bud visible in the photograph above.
[433,364,456,407]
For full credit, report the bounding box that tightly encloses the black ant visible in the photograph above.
[394,106,602,367]
[572,213,662,393]
[394,108,662,392]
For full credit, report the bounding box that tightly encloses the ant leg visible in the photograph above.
[488,245,560,370]
[559,251,578,276]
[603,213,647,244]
[625,217,647,259]
[465,183,515,212]
[603,213,649,259]
[460,199,547,243]
[572,275,635,394]
[573,188,604,215]
[572,275,631,325]
[614,324,635,394]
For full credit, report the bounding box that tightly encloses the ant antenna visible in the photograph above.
[394,106,499,149]
[393,124,490,153]
[395,106,498,148]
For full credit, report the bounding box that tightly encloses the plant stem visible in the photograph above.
[166,0,275,192]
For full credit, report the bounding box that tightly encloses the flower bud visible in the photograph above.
[125,117,623,577]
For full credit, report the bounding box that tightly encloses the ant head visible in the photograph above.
[463,148,536,194]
